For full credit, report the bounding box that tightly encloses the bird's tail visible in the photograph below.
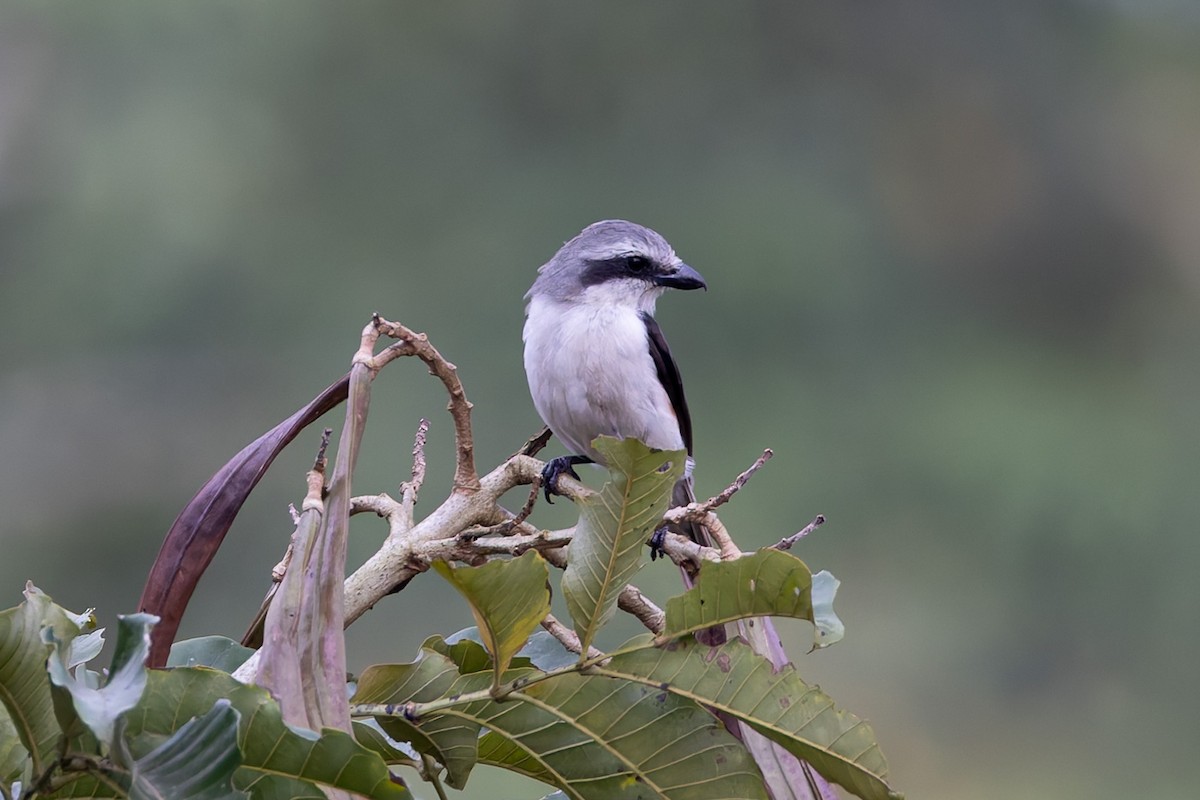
[669,473,726,647]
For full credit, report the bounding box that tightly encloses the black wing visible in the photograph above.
[640,312,694,456]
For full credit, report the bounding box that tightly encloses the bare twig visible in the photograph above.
[371,314,479,493]
[708,448,772,509]
[515,426,553,458]
[542,613,604,660]
[657,449,772,563]
[656,531,723,567]
[301,446,328,515]
[706,513,742,560]
[458,478,541,539]
[665,449,773,527]
[313,428,333,471]
[771,514,826,550]
[447,524,573,557]
[618,585,665,634]
[399,418,430,527]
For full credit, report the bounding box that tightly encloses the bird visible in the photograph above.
[522,219,710,553]
[524,225,837,796]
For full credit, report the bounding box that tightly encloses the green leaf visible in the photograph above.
[455,671,765,799]
[432,551,551,684]
[475,732,558,786]
[0,584,85,775]
[810,571,844,649]
[353,645,486,789]
[663,549,818,639]
[351,720,417,766]
[125,668,410,800]
[127,699,245,800]
[46,613,157,744]
[561,437,684,655]
[359,641,767,799]
[600,636,901,800]
[434,632,497,674]
[0,705,24,782]
[168,637,255,673]
[515,631,576,672]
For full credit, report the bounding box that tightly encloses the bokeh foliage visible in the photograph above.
[1,3,1198,798]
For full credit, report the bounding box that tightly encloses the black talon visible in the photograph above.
[648,527,668,561]
[541,455,592,503]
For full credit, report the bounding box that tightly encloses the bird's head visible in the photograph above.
[528,220,706,312]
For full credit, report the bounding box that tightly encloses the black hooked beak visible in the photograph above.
[653,262,707,291]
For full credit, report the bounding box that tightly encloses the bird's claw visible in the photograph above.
[648,527,668,561]
[541,456,583,504]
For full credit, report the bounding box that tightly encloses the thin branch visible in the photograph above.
[708,448,773,509]
[312,427,333,471]
[438,523,573,559]
[656,531,723,567]
[350,493,413,544]
[514,426,553,458]
[458,477,541,539]
[398,418,430,529]
[371,314,479,493]
[351,493,401,518]
[771,514,826,550]
[653,450,776,565]
[666,449,773,525]
[421,754,451,800]
[541,613,604,660]
[618,585,665,634]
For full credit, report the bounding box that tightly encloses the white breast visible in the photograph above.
[523,295,684,462]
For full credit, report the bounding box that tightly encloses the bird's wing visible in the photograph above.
[640,312,693,456]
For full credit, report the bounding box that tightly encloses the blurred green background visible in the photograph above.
[2,3,1198,798]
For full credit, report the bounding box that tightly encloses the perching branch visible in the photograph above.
[541,613,604,660]
[218,317,793,684]
[458,477,541,539]
[706,448,773,510]
[771,514,827,550]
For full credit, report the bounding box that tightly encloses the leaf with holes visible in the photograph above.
[357,635,769,799]
[598,636,902,800]
[662,549,821,640]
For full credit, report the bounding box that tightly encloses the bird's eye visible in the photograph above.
[625,255,650,273]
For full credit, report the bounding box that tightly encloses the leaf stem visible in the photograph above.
[420,753,451,800]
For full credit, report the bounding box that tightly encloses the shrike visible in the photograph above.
[525,224,834,794]
[523,219,709,548]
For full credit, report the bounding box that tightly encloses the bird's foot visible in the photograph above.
[648,526,668,561]
[541,455,590,503]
